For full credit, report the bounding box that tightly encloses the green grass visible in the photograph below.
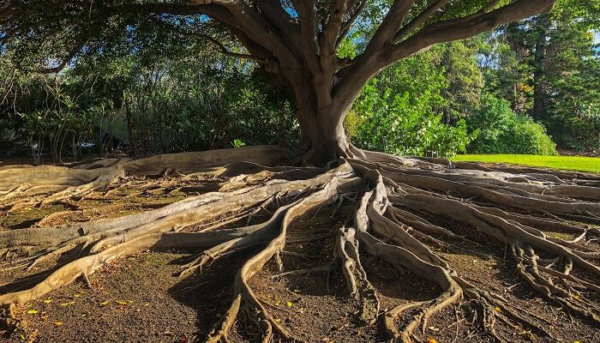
[451,154,600,174]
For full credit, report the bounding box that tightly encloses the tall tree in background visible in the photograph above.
[484,0,600,150]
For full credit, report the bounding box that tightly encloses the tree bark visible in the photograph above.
[532,14,551,120]
[296,106,350,164]
[286,70,356,165]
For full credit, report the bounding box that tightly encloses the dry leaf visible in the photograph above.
[26,310,38,314]
[53,322,64,327]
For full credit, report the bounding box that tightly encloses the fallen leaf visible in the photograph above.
[100,301,110,307]
[286,301,293,307]
[494,306,501,313]
[42,299,52,304]
[428,326,439,332]
[60,303,69,307]
[73,294,82,298]
[116,300,128,306]
[26,310,38,314]
[53,322,63,327]
[427,339,437,343]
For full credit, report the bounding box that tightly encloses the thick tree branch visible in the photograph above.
[364,0,416,53]
[256,0,303,56]
[321,0,349,58]
[336,0,366,49]
[393,0,450,43]
[292,0,322,74]
[384,0,557,66]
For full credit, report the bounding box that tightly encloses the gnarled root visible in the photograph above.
[1,148,600,342]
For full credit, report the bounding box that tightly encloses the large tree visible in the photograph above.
[3,1,600,342]
[1,0,559,162]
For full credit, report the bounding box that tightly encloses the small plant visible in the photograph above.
[231,139,246,148]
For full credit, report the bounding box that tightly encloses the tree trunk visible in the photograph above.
[532,14,550,120]
[283,64,372,165]
[286,71,355,165]
[296,106,350,164]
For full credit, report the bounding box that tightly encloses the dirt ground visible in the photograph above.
[1,165,599,342]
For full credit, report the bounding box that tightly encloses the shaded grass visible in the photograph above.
[451,154,600,173]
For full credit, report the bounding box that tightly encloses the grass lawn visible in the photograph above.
[451,154,600,174]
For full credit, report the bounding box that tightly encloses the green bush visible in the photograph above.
[1,54,299,162]
[349,55,474,158]
[467,95,557,155]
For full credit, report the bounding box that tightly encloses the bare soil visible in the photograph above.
[2,198,599,342]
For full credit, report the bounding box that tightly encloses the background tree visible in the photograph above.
[479,0,600,151]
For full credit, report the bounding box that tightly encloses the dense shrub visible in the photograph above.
[0,55,299,163]
[467,95,557,155]
[348,53,474,158]
[543,114,600,154]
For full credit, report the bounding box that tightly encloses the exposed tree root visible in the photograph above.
[1,147,600,342]
[0,146,287,210]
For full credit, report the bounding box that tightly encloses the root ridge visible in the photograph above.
[1,149,599,342]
